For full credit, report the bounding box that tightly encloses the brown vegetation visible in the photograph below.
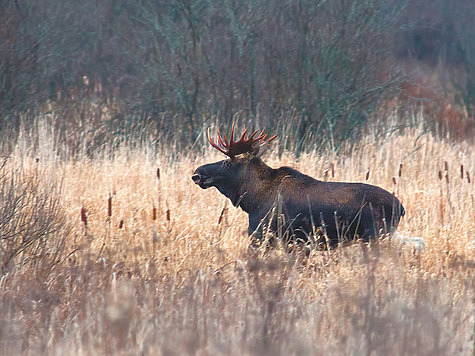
[2,0,473,150]
[0,121,473,354]
[1,2,473,352]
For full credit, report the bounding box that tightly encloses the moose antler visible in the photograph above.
[208,123,278,159]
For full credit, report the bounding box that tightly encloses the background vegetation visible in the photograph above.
[1,0,474,151]
[0,0,474,354]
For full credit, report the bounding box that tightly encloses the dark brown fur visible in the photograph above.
[192,155,404,247]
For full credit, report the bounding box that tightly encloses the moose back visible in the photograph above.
[192,125,405,247]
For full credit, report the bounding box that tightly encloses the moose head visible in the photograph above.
[192,123,277,207]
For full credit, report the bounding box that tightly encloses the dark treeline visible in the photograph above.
[0,0,474,152]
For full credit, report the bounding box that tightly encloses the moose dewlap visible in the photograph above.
[192,125,404,247]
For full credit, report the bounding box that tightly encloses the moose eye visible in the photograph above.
[223,160,232,167]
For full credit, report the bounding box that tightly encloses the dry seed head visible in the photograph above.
[438,170,443,180]
[460,165,464,179]
[108,194,112,217]
[331,163,335,178]
[156,168,160,180]
[445,172,449,184]
[118,220,124,229]
[466,171,471,184]
[392,177,397,185]
[398,163,403,177]
[81,207,87,227]
[365,168,370,181]
[152,206,157,221]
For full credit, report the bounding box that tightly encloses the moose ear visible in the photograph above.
[252,137,277,157]
[250,141,261,157]
[254,141,274,158]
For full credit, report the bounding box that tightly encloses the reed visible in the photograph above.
[0,124,473,355]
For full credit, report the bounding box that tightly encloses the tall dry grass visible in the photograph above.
[0,121,474,355]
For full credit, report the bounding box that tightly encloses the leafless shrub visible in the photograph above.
[0,158,67,273]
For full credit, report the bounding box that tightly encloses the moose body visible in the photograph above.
[192,126,404,247]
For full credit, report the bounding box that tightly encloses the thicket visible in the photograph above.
[0,0,474,151]
[0,158,67,273]
[396,0,475,111]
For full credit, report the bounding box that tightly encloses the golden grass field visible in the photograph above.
[0,122,474,355]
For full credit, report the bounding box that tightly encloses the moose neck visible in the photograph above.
[236,157,275,214]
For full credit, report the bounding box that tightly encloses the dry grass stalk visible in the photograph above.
[218,202,228,226]
[157,167,162,215]
[0,126,473,355]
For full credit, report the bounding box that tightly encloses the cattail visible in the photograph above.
[365,168,370,181]
[445,172,449,184]
[392,177,397,185]
[331,163,335,178]
[398,163,403,177]
[118,220,124,229]
[166,208,170,222]
[460,165,464,179]
[466,171,471,184]
[438,170,443,180]
[444,161,449,171]
[108,194,112,218]
[152,205,157,221]
[324,170,329,181]
[81,207,87,227]
[156,168,160,180]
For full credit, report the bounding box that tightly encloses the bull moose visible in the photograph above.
[192,125,405,248]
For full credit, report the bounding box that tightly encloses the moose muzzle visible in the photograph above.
[191,174,201,184]
[191,172,214,189]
